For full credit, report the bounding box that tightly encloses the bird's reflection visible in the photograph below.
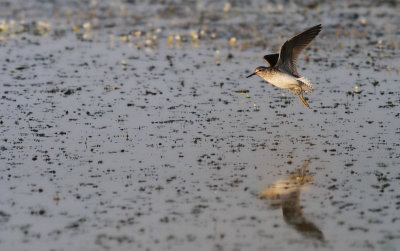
[259,160,324,241]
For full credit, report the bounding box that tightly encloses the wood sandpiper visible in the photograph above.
[247,24,322,108]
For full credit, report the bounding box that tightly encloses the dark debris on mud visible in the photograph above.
[1,1,400,251]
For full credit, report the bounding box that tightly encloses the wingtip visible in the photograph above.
[308,24,322,35]
[312,24,322,30]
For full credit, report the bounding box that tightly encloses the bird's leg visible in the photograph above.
[300,86,305,99]
[299,162,307,182]
[294,87,310,108]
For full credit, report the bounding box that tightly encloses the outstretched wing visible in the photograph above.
[276,24,322,76]
[263,53,279,67]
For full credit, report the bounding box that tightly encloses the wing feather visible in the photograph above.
[263,53,279,67]
[276,24,322,76]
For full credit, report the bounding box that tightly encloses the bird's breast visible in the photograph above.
[260,71,298,89]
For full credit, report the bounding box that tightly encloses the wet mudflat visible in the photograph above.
[0,1,399,250]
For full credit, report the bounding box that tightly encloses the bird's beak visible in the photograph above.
[247,72,256,78]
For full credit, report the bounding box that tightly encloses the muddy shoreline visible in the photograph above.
[1,1,399,250]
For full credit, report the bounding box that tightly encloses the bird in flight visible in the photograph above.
[247,24,322,108]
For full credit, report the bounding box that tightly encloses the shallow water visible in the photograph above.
[1,1,399,250]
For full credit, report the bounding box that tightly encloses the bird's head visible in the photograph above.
[247,66,268,78]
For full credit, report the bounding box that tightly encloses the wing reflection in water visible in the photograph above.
[259,160,324,241]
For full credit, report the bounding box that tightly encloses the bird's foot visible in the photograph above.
[299,96,310,108]
[294,89,310,108]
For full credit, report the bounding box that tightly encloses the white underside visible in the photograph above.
[267,72,299,89]
[264,72,313,93]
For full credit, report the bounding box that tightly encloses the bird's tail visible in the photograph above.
[297,77,313,93]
